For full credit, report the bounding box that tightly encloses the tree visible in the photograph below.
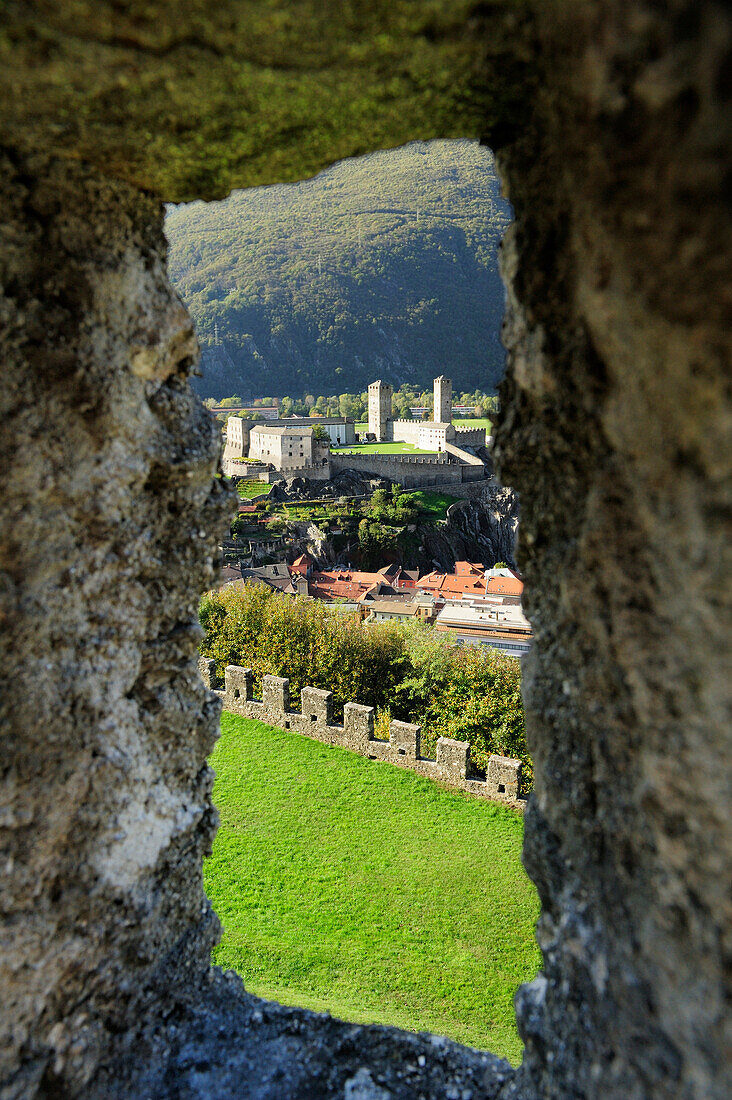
[312,424,330,442]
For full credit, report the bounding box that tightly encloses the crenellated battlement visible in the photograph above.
[200,659,523,805]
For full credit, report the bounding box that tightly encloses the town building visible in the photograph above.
[416,562,523,604]
[435,600,532,656]
[219,555,530,655]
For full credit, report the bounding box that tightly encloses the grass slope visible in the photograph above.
[410,489,460,520]
[206,714,540,1063]
[166,140,512,399]
[331,441,434,455]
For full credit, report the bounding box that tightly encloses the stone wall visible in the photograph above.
[454,426,486,447]
[330,450,464,488]
[0,153,233,1098]
[0,3,729,1099]
[445,442,486,479]
[205,662,523,804]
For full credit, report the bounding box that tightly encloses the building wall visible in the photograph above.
[250,427,314,470]
[314,421,355,446]
[418,422,455,450]
[226,416,250,456]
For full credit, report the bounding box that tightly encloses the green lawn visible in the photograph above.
[453,418,493,431]
[411,489,461,520]
[236,479,270,498]
[332,441,436,455]
[205,714,540,1063]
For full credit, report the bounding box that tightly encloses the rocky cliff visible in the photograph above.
[250,477,518,573]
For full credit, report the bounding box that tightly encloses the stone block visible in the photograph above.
[224,665,253,707]
[198,657,216,690]
[300,686,333,726]
[436,737,469,779]
[343,702,375,751]
[486,754,521,800]
[262,675,290,717]
[389,720,421,763]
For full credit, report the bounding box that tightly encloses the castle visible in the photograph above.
[223,375,489,488]
[366,375,485,452]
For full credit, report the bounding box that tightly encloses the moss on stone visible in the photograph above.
[0,1,493,200]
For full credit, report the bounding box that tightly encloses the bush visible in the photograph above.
[199,583,409,716]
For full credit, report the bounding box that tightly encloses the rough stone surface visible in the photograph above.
[0,1,489,200]
[0,2,730,1099]
[0,153,232,1097]
[83,969,517,1100]
[487,3,731,1098]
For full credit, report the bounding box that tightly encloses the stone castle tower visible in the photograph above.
[434,375,452,424]
[368,379,393,441]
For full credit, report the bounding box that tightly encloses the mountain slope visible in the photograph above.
[165,140,512,399]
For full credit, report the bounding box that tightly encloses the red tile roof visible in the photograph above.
[485,575,523,597]
[416,566,523,599]
[290,553,314,574]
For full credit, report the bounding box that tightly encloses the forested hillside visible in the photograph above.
[165,140,512,399]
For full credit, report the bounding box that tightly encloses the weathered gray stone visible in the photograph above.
[486,756,522,802]
[0,2,729,1098]
[0,152,233,1097]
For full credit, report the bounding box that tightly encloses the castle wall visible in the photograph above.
[390,418,422,445]
[444,442,486,481]
[263,460,332,482]
[330,451,464,488]
[454,426,486,447]
[205,663,523,804]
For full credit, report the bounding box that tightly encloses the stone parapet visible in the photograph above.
[330,451,464,488]
[213,664,523,805]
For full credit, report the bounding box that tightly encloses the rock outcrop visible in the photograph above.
[0,3,729,1099]
[268,470,393,502]
[429,487,519,569]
